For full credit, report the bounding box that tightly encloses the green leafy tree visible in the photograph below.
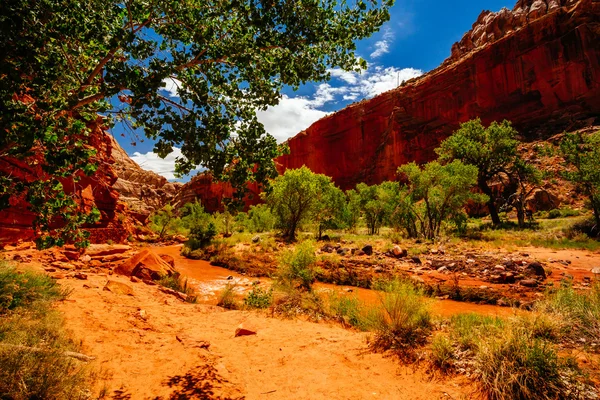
[247,204,276,233]
[505,158,543,228]
[436,119,521,226]
[344,189,362,232]
[559,131,600,231]
[181,201,216,249]
[354,182,399,235]
[0,0,393,247]
[398,160,486,239]
[264,166,341,241]
[150,204,176,239]
[313,183,347,239]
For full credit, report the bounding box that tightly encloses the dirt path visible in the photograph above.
[57,273,471,399]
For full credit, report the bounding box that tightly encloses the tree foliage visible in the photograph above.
[559,131,600,232]
[246,204,276,233]
[0,0,392,246]
[398,160,485,239]
[180,201,216,249]
[436,119,520,226]
[264,166,342,241]
[353,182,398,235]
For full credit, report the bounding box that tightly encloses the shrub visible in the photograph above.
[450,313,505,351]
[327,293,376,331]
[246,204,276,233]
[0,263,89,398]
[181,201,216,250]
[277,241,317,291]
[547,209,562,219]
[244,284,273,309]
[217,283,239,310]
[156,272,198,303]
[369,279,432,359]
[475,328,585,400]
[430,334,455,373]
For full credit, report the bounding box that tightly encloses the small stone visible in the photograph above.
[362,245,373,256]
[437,266,448,273]
[374,266,384,273]
[466,259,476,264]
[138,309,148,321]
[130,276,140,283]
[103,280,134,296]
[493,265,506,271]
[226,275,234,280]
[520,279,538,287]
[591,267,600,275]
[252,236,260,243]
[73,272,87,280]
[411,256,422,265]
[235,323,257,337]
[51,273,66,280]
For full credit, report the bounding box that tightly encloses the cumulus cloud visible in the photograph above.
[130,147,184,181]
[370,27,394,58]
[257,66,423,142]
[161,78,183,98]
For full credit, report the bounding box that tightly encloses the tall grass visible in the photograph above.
[369,279,432,359]
[156,272,198,303]
[0,262,90,398]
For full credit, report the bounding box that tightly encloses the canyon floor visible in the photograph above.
[3,239,599,399]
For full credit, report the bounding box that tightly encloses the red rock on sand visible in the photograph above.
[115,248,176,281]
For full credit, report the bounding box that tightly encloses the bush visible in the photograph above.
[430,334,455,373]
[450,313,505,351]
[244,284,273,309]
[247,204,276,233]
[475,328,584,400]
[277,241,317,291]
[0,263,90,398]
[547,209,562,219]
[156,272,198,303]
[369,279,432,359]
[327,293,377,331]
[217,283,239,310]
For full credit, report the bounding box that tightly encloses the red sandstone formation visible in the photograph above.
[0,118,138,244]
[110,136,181,222]
[277,0,600,190]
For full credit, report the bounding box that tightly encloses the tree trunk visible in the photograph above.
[479,180,500,225]
[516,204,525,228]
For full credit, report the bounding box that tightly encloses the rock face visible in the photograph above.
[0,117,137,244]
[110,136,181,222]
[276,0,600,190]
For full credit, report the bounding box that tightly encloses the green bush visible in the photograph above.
[328,293,377,331]
[450,313,505,351]
[247,204,276,233]
[244,284,273,309]
[547,209,562,219]
[430,334,455,372]
[0,264,65,312]
[217,283,239,310]
[277,241,317,291]
[369,279,432,358]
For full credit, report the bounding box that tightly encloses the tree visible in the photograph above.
[0,0,393,247]
[354,181,398,235]
[505,158,542,228]
[150,204,176,239]
[397,160,486,240]
[264,166,341,241]
[559,131,600,231]
[247,204,276,233]
[181,201,216,249]
[436,119,520,226]
[344,189,362,232]
[313,183,347,239]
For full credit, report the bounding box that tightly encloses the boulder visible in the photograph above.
[103,280,134,295]
[520,279,538,287]
[524,262,546,278]
[392,245,407,257]
[115,248,176,281]
[235,323,257,337]
[159,254,175,268]
[86,244,131,258]
[362,245,373,256]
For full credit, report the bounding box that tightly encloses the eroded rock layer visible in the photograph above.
[110,136,181,222]
[277,0,600,190]
[0,118,137,244]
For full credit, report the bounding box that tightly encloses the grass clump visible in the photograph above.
[244,284,273,309]
[475,327,586,400]
[156,272,198,303]
[277,241,317,291]
[369,279,432,359]
[430,334,455,373]
[327,293,377,331]
[0,262,90,399]
[450,313,505,351]
[217,283,239,310]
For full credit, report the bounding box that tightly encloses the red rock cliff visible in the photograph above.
[276,0,600,190]
[0,118,137,244]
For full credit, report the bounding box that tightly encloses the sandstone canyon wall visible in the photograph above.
[0,118,137,244]
[277,0,600,190]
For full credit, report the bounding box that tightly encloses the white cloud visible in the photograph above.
[161,78,183,98]
[256,96,330,143]
[257,66,423,142]
[130,147,184,180]
[370,27,394,58]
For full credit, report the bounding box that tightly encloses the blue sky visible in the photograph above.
[118,0,513,181]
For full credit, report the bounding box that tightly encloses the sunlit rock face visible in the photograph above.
[276,0,600,190]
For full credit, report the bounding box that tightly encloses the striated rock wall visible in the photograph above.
[110,136,181,222]
[0,118,137,244]
[276,0,600,190]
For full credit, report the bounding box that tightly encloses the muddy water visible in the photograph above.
[155,245,516,318]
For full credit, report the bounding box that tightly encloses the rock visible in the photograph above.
[411,256,422,265]
[494,265,506,271]
[321,245,334,253]
[520,279,538,287]
[336,248,348,256]
[115,248,176,281]
[138,309,148,321]
[392,245,407,257]
[159,254,175,268]
[173,235,188,243]
[63,250,81,260]
[591,267,600,275]
[100,253,130,263]
[130,276,140,283]
[80,254,91,263]
[374,266,384,273]
[466,259,476,264]
[235,323,257,337]
[524,262,546,278]
[51,261,75,270]
[356,250,365,256]
[437,266,448,273]
[73,272,87,280]
[50,273,66,280]
[362,245,373,256]
[252,235,261,243]
[86,244,132,258]
[103,280,134,296]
